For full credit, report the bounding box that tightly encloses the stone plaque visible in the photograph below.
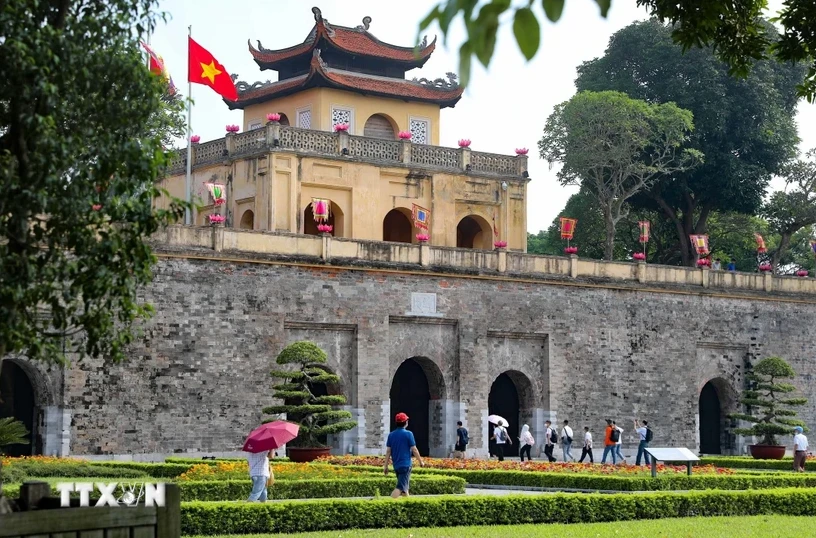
[406,292,441,317]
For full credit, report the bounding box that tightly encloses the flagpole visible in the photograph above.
[185,25,193,225]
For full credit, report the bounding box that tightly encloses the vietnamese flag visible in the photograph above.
[187,36,238,101]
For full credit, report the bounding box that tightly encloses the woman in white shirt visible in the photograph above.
[519,424,535,461]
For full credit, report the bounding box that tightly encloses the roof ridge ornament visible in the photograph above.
[411,71,459,90]
[311,48,329,71]
[312,6,322,22]
[231,74,274,95]
[356,16,372,31]
[420,35,428,48]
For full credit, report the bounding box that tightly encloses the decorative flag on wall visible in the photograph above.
[141,41,177,95]
[205,183,226,205]
[492,212,500,238]
[187,36,238,100]
[689,234,710,256]
[560,218,577,240]
[638,221,650,243]
[311,199,330,221]
[755,233,767,253]
[412,204,431,230]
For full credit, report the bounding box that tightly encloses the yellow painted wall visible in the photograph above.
[241,87,441,144]
[158,152,527,251]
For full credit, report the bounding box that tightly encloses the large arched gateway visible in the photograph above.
[389,357,445,457]
[699,378,738,455]
[0,360,39,456]
[488,370,536,458]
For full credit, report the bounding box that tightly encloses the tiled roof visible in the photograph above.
[248,11,435,69]
[226,50,463,110]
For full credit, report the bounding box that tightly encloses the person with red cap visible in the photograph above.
[384,412,424,498]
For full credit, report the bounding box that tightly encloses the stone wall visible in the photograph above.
[55,242,816,458]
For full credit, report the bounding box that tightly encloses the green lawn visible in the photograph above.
[186,515,816,538]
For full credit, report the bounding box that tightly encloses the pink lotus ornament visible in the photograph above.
[633,252,646,261]
[458,139,471,148]
[416,233,429,242]
[564,246,578,255]
[190,135,201,143]
[266,113,281,122]
[208,214,226,224]
[334,123,349,132]
[226,125,240,133]
[797,269,808,277]
[317,223,333,234]
[398,131,412,140]
[494,240,507,249]
[697,258,711,267]
[92,204,102,211]
[515,148,529,155]
[759,263,772,272]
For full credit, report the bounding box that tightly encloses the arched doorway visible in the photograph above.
[363,114,397,140]
[303,201,345,238]
[383,208,413,243]
[0,360,38,456]
[699,381,722,454]
[239,209,254,230]
[457,215,492,249]
[389,357,445,456]
[278,113,290,126]
[489,372,535,458]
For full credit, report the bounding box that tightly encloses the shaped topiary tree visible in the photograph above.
[731,356,808,458]
[263,341,356,458]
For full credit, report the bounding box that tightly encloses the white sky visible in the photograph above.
[151,0,816,233]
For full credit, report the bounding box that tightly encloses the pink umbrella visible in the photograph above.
[242,421,299,453]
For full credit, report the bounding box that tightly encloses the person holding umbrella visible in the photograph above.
[243,421,300,502]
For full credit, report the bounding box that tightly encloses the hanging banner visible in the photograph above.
[689,234,710,256]
[638,221,650,243]
[560,217,577,240]
[412,204,431,230]
[492,212,500,238]
[205,183,226,205]
[755,233,767,253]
[311,198,330,221]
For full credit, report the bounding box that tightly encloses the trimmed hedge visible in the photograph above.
[91,461,193,478]
[333,464,816,491]
[2,475,465,502]
[164,457,290,465]
[3,461,149,479]
[179,487,816,535]
[699,456,812,472]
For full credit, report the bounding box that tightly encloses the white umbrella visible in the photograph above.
[488,415,507,426]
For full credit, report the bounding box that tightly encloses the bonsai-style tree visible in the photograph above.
[263,341,357,448]
[731,356,808,446]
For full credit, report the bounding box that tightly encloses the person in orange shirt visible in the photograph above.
[601,419,618,464]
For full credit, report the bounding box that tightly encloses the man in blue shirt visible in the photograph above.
[384,412,425,498]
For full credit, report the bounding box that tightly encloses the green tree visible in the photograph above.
[263,342,357,449]
[575,20,802,266]
[763,149,816,271]
[419,0,816,101]
[705,212,769,271]
[731,356,808,446]
[0,418,28,454]
[540,91,700,260]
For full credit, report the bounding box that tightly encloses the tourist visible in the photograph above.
[579,426,594,463]
[561,419,575,462]
[454,420,468,459]
[793,426,809,472]
[519,424,535,461]
[246,449,274,502]
[613,420,625,462]
[727,258,736,271]
[544,420,557,462]
[490,420,512,461]
[601,419,618,464]
[384,412,424,498]
[712,258,722,270]
[635,419,652,466]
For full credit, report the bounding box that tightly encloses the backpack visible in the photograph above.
[495,427,507,442]
[549,428,558,444]
[645,427,653,443]
[610,428,621,443]
[459,428,469,445]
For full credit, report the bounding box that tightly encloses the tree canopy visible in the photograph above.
[574,19,803,266]
[540,90,699,260]
[0,0,186,365]
[419,0,816,101]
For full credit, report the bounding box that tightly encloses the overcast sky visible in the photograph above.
[151,0,816,234]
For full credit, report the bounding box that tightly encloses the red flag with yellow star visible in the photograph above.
[187,36,237,101]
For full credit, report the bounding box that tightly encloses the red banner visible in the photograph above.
[689,234,710,256]
[560,217,577,240]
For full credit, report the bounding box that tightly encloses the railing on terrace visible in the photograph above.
[167,122,528,178]
[151,225,816,297]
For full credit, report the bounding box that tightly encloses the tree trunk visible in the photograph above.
[603,207,616,261]
[771,232,793,271]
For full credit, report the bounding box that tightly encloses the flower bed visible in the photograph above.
[177,462,373,482]
[178,487,816,535]
[2,475,466,502]
[318,456,734,476]
[164,456,289,465]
